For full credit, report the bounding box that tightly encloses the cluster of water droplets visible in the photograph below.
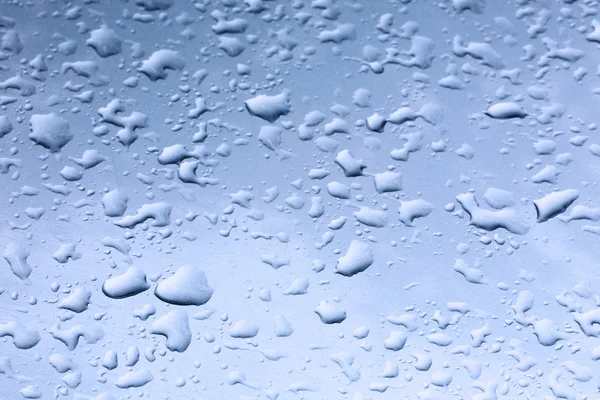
[1,0,600,399]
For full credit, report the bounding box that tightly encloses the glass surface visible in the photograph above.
[1,0,599,399]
